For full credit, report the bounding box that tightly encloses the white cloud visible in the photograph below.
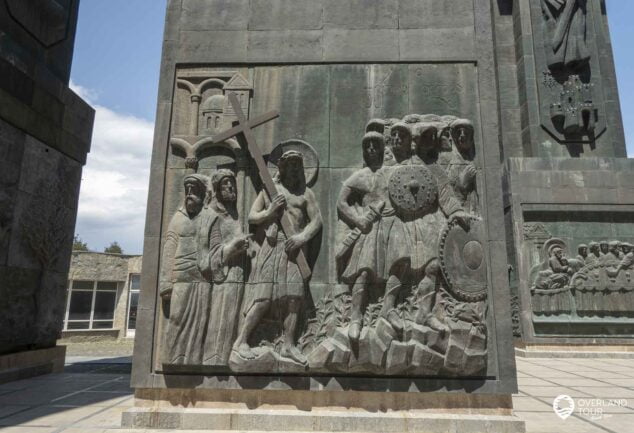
[71,81,153,254]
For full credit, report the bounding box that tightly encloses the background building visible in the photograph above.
[63,252,141,340]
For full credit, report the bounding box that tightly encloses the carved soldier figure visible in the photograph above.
[570,243,588,272]
[604,241,623,262]
[374,123,416,331]
[378,122,469,331]
[541,0,590,72]
[233,150,323,365]
[576,244,588,263]
[587,241,601,264]
[446,119,478,214]
[607,243,634,278]
[337,132,393,342]
[408,123,471,330]
[160,174,211,365]
[198,169,251,366]
[617,243,634,272]
[599,241,609,257]
[390,122,415,165]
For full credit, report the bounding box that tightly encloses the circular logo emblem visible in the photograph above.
[553,395,575,420]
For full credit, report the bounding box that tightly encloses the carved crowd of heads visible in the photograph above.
[365,114,475,165]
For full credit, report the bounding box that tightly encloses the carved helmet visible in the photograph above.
[390,122,412,137]
[365,118,387,134]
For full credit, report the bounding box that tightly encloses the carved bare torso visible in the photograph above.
[266,185,310,235]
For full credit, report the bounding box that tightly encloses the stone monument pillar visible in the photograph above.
[502,1,634,356]
[0,0,94,381]
[125,0,524,431]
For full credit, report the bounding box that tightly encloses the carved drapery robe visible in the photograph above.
[542,0,590,71]
[246,190,306,307]
[160,208,210,366]
[198,204,245,366]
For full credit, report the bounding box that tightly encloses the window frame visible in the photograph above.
[64,279,119,331]
[126,273,141,335]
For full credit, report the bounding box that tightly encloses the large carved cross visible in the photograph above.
[213,92,312,280]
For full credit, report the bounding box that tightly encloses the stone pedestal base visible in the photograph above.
[122,389,525,432]
[516,343,634,359]
[0,346,66,384]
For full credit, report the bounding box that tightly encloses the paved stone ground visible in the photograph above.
[0,355,633,432]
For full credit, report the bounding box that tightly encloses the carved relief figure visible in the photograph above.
[599,240,609,257]
[531,237,634,319]
[303,113,488,376]
[233,150,323,365]
[534,244,573,291]
[541,0,590,72]
[587,241,601,264]
[571,243,588,272]
[612,243,634,275]
[406,122,473,330]
[336,132,392,342]
[198,170,250,366]
[446,119,478,215]
[160,174,211,365]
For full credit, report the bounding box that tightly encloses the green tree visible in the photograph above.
[72,235,89,251]
[104,241,123,254]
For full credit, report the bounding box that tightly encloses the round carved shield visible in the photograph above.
[439,217,488,302]
[388,165,438,215]
[267,139,319,187]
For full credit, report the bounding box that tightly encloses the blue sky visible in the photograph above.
[70,0,634,254]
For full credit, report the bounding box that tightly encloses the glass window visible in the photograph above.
[128,292,139,330]
[92,321,114,329]
[68,291,93,320]
[67,321,90,330]
[72,280,93,291]
[65,280,120,330]
[93,291,117,320]
[97,281,118,291]
[130,274,141,291]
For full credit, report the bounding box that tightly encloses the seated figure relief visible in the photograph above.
[159,111,490,377]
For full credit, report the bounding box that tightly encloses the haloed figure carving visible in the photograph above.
[160,174,210,365]
[199,169,251,366]
[233,150,323,365]
[337,132,392,342]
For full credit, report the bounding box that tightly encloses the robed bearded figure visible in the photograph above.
[198,169,251,366]
[160,174,211,366]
